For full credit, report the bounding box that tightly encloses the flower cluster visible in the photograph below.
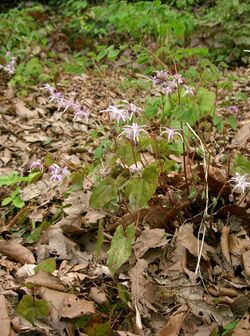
[0,52,16,75]
[100,100,141,123]
[42,84,90,122]
[30,160,70,183]
[151,70,194,96]
[48,164,70,182]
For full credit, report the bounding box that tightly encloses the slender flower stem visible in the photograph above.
[180,122,190,195]
[131,142,138,168]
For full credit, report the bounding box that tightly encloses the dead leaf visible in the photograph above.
[0,295,11,336]
[20,178,57,203]
[178,224,215,260]
[25,270,65,292]
[63,190,91,216]
[0,239,35,264]
[89,287,108,305]
[157,304,188,336]
[61,295,95,318]
[84,210,106,225]
[232,313,250,336]
[58,214,84,234]
[242,250,250,278]
[231,123,250,149]
[221,226,231,265]
[47,225,68,259]
[133,229,168,259]
[15,99,38,120]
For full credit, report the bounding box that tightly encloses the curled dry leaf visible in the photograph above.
[0,239,35,264]
[221,226,231,265]
[89,287,108,305]
[0,295,11,336]
[157,304,188,336]
[242,250,250,278]
[58,214,84,234]
[178,223,215,260]
[15,99,38,120]
[133,228,168,259]
[25,270,65,292]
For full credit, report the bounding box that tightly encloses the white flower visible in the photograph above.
[183,85,194,96]
[119,123,147,143]
[160,127,183,142]
[230,173,250,193]
[117,100,142,119]
[100,105,129,123]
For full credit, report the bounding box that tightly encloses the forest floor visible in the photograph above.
[0,30,250,336]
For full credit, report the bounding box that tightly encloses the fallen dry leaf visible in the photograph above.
[242,250,250,278]
[157,304,188,336]
[178,223,215,260]
[133,228,168,259]
[221,226,231,265]
[232,313,250,336]
[61,295,95,318]
[89,287,108,305]
[0,295,11,336]
[25,270,65,292]
[0,239,35,264]
[15,99,38,120]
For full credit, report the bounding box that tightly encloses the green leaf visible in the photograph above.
[116,142,140,166]
[197,87,216,117]
[88,321,112,336]
[222,321,238,336]
[26,221,50,243]
[107,224,135,276]
[125,166,158,209]
[233,153,250,175]
[90,177,117,209]
[35,258,56,273]
[16,295,49,324]
[0,172,23,187]
[1,197,12,206]
[117,283,130,304]
[13,195,25,208]
[227,116,237,130]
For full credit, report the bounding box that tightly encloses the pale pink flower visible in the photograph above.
[230,173,250,193]
[152,70,169,85]
[30,159,43,172]
[173,74,184,84]
[228,105,238,113]
[49,164,70,183]
[49,164,61,175]
[0,52,16,75]
[161,85,174,95]
[160,127,183,142]
[100,105,129,123]
[73,106,90,122]
[119,123,147,143]
[117,100,142,119]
